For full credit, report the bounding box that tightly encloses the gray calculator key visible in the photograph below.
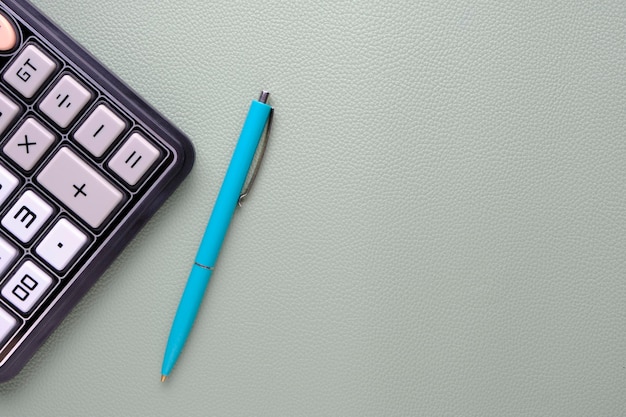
[3,117,56,171]
[0,164,19,206]
[37,147,123,228]
[0,91,20,134]
[73,104,126,157]
[39,74,92,128]
[108,133,160,186]
[3,45,57,99]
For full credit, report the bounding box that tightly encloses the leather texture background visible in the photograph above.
[2,0,626,415]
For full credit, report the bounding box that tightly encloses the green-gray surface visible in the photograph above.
[2,0,626,415]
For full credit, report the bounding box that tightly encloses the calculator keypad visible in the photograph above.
[0,0,194,381]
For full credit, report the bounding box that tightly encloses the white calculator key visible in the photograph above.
[36,219,88,271]
[37,148,124,228]
[1,261,54,314]
[3,45,57,99]
[2,190,54,243]
[3,117,55,171]
[0,91,20,134]
[108,133,160,186]
[0,236,18,276]
[0,306,18,343]
[0,164,19,206]
[73,104,126,157]
[39,74,92,128]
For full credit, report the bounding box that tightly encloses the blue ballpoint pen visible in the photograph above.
[161,91,273,381]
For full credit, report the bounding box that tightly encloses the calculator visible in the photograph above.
[0,0,194,381]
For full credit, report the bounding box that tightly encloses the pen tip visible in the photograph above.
[259,90,270,103]
[161,375,167,383]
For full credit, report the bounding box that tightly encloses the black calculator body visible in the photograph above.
[0,0,194,381]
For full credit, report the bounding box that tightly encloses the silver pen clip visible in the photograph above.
[238,90,274,207]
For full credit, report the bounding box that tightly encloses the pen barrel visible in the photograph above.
[161,264,213,376]
[195,100,272,267]
[162,98,271,378]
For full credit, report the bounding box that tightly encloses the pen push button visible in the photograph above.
[0,91,21,135]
